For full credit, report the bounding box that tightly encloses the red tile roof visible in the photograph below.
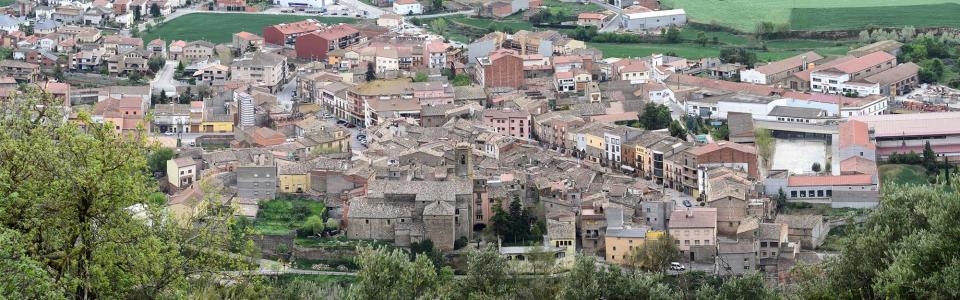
[829,51,895,74]
[313,24,359,40]
[838,120,875,150]
[840,156,877,175]
[578,12,606,20]
[269,19,321,35]
[754,51,822,75]
[788,174,874,187]
[687,141,757,156]
[234,31,262,41]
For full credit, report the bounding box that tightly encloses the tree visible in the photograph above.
[665,26,681,43]
[638,103,672,130]
[150,3,161,18]
[325,218,339,231]
[133,6,142,21]
[459,247,513,298]
[431,0,443,12]
[923,140,938,172]
[719,47,758,66]
[144,22,153,33]
[776,188,787,213]
[754,127,774,166]
[452,74,471,86]
[811,162,822,173]
[0,88,261,298]
[414,71,428,82]
[0,47,11,60]
[430,18,448,36]
[560,255,675,300]
[365,62,376,81]
[791,180,960,299]
[302,215,325,236]
[175,60,185,77]
[626,234,681,273]
[52,63,64,81]
[147,147,175,176]
[148,56,165,73]
[696,31,708,46]
[19,24,33,36]
[348,247,454,300]
[668,119,687,139]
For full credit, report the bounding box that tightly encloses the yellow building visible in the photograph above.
[278,161,310,194]
[201,114,234,133]
[605,227,665,265]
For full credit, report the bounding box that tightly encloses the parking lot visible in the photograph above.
[316,112,367,151]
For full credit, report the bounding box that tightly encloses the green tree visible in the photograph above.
[430,18,448,36]
[150,3,161,18]
[638,103,672,130]
[302,215,325,236]
[431,0,443,12]
[922,140,938,172]
[414,71,428,82]
[776,188,787,213]
[452,74,472,86]
[696,31,708,46]
[325,218,339,231]
[52,63,64,81]
[0,88,261,298]
[348,247,454,300]
[812,162,822,173]
[148,56,165,73]
[175,60,185,77]
[365,61,376,81]
[133,6,142,21]
[0,47,12,60]
[146,147,175,176]
[668,119,687,139]
[626,234,681,273]
[754,127,774,166]
[665,26,681,43]
[459,247,513,298]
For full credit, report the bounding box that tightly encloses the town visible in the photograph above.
[1,0,959,298]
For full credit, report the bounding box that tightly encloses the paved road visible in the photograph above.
[591,0,623,32]
[151,60,181,97]
[276,76,298,112]
[337,0,387,18]
[417,9,478,18]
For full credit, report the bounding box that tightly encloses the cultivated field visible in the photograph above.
[588,39,850,61]
[661,0,960,32]
[791,3,960,31]
[142,13,357,44]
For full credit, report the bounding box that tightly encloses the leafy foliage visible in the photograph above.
[347,247,454,300]
[626,234,682,272]
[638,103,673,130]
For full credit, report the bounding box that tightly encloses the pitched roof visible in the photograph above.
[668,208,717,229]
[864,62,919,85]
[824,51,895,74]
[838,120,875,150]
[754,51,822,75]
[688,141,756,156]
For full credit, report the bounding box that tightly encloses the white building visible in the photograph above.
[274,0,335,8]
[621,9,686,31]
[393,0,422,15]
[236,92,255,128]
[810,52,896,96]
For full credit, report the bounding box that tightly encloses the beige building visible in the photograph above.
[231,51,288,92]
[668,208,718,263]
[181,40,216,62]
[166,157,197,189]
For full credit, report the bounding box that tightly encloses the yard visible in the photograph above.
[142,13,357,44]
[660,0,960,32]
[878,164,930,186]
[253,197,327,235]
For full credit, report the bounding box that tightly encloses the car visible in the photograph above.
[356,134,366,140]
[336,119,347,125]
[682,199,692,207]
[345,123,356,128]
[670,262,685,271]
[321,113,333,119]
[163,131,175,136]
[188,141,196,146]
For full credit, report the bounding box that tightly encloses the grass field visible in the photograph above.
[791,3,960,31]
[878,164,929,186]
[142,13,357,44]
[588,42,849,61]
[254,197,326,235]
[446,15,534,32]
[661,0,960,32]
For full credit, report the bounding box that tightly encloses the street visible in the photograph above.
[276,76,298,112]
[590,0,623,32]
[151,60,181,97]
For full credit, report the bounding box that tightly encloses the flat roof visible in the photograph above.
[852,111,960,137]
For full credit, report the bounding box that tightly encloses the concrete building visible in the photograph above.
[482,108,531,139]
[236,151,278,200]
[853,111,960,163]
[739,51,823,85]
[294,24,361,61]
[153,103,191,133]
[262,19,322,45]
[810,51,897,96]
[668,208,717,263]
[231,52,288,92]
[621,9,686,31]
[236,92,255,128]
[392,0,422,15]
[775,214,827,250]
[166,157,197,189]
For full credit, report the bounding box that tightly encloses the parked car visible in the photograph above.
[163,131,175,136]
[345,123,356,128]
[356,134,366,140]
[336,119,347,125]
[682,199,692,207]
[670,262,685,271]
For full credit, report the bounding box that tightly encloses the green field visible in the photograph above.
[791,3,960,31]
[446,15,534,32]
[878,164,930,186]
[142,13,357,44]
[588,42,849,61]
[254,198,326,235]
[661,0,960,32]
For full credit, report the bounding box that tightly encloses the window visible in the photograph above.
[684,240,690,245]
[612,246,616,251]
[695,240,700,245]
[365,219,369,224]
[791,191,797,198]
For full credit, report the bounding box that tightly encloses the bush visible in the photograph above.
[454,236,468,250]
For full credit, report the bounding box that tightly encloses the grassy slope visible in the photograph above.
[661,0,960,31]
[142,13,357,44]
[791,3,960,31]
[588,42,849,61]
[878,164,929,186]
